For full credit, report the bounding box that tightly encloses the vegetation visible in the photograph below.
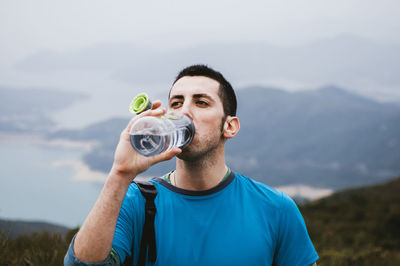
[301,176,400,265]
[0,177,399,265]
[0,228,78,266]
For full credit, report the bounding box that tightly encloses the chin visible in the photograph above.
[176,148,198,161]
[176,135,224,162]
[176,144,220,162]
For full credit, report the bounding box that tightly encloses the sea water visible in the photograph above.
[0,136,100,227]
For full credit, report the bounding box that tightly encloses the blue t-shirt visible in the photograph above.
[113,172,318,266]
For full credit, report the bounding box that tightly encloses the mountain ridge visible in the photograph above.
[45,85,400,190]
[0,218,70,239]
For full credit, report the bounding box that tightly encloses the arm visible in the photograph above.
[71,103,180,263]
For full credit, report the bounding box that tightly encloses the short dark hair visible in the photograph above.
[171,64,237,116]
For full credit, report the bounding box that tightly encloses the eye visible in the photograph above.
[196,100,208,106]
[170,101,182,108]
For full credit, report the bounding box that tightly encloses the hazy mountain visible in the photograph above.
[0,88,87,133]
[16,35,400,102]
[229,86,400,188]
[48,86,400,190]
[0,218,69,238]
[47,117,130,173]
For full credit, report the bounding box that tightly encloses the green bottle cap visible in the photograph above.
[129,93,153,114]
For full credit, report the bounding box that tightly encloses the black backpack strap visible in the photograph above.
[128,180,157,266]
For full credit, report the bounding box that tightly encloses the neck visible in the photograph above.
[174,147,228,191]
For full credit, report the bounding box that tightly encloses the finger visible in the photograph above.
[125,108,166,132]
[151,100,162,109]
[140,107,166,118]
[150,148,181,165]
[124,116,139,133]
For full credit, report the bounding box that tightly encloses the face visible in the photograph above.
[168,76,226,161]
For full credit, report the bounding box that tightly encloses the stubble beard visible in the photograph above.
[176,116,226,163]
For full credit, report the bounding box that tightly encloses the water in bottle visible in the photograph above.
[129,112,195,157]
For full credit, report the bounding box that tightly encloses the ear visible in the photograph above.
[223,116,240,139]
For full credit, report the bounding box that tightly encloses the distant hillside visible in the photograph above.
[47,86,400,190]
[301,176,400,265]
[0,218,70,238]
[229,86,400,188]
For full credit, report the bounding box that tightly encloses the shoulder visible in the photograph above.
[125,181,142,198]
[234,173,293,209]
[119,181,147,213]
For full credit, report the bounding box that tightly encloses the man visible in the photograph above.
[65,65,318,265]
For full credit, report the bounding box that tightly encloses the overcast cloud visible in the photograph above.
[1,0,399,127]
[1,0,399,60]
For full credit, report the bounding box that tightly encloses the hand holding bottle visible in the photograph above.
[112,100,181,180]
[128,92,195,157]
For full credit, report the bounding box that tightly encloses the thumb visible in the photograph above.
[149,148,182,165]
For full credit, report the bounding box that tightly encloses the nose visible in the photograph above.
[180,101,193,120]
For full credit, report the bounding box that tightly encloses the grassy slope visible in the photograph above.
[301,177,400,265]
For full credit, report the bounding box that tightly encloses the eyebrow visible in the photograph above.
[169,95,184,101]
[169,93,215,102]
[193,94,214,101]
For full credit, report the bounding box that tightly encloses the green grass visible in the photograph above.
[0,228,78,266]
[301,177,400,265]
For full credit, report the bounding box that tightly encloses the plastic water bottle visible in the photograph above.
[128,93,195,157]
[129,112,195,157]
[129,93,153,115]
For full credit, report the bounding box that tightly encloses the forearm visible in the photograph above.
[70,106,179,263]
[73,168,133,263]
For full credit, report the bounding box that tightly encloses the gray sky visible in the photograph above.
[1,0,400,127]
[1,0,399,62]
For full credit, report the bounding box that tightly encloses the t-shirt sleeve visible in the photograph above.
[274,192,319,266]
[64,235,121,266]
[112,183,145,264]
